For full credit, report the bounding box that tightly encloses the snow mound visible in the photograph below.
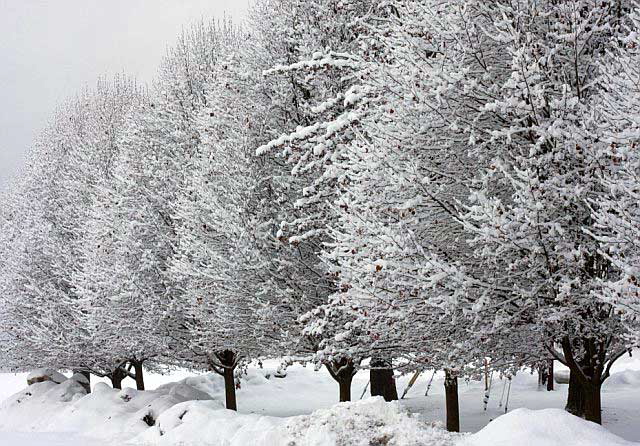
[156,381,214,402]
[0,379,87,431]
[131,397,457,446]
[0,377,220,443]
[156,373,224,398]
[70,372,91,392]
[70,372,89,384]
[26,368,67,385]
[0,378,86,412]
[284,397,457,446]
[131,400,283,445]
[604,370,640,391]
[463,408,639,446]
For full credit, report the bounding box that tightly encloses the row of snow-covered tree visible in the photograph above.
[2,0,640,429]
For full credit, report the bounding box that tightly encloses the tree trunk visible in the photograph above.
[110,368,126,390]
[339,375,353,402]
[583,382,602,424]
[326,358,356,402]
[484,358,489,391]
[538,364,547,388]
[565,369,585,417]
[223,367,237,410]
[547,360,554,392]
[444,370,460,433]
[559,336,617,425]
[370,358,398,401]
[133,361,145,391]
[215,350,238,411]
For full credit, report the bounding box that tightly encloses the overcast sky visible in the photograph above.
[0,0,249,189]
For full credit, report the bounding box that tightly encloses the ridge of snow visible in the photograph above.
[462,408,639,446]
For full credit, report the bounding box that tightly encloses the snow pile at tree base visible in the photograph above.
[132,397,457,446]
[462,408,639,446]
[283,398,456,446]
[0,377,219,444]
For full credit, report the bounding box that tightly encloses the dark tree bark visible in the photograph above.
[555,337,626,424]
[370,358,398,401]
[565,369,585,417]
[223,366,237,411]
[444,370,460,433]
[339,375,353,402]
[538,364,548,388]
[133,361,145,391]
[583,381,602,425]
[110,367,127,390]
[547,360,554,392]
[326,358,357,402]
[562,338,606,424]
[213,350,238,411]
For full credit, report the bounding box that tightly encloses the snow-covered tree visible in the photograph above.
[435,0,637,424]
[168,28,276,411]
[0,76,143,381]
[254,0,382,401]
[280,0,639,427]
[91,21,236,389]
[589,7,640,347]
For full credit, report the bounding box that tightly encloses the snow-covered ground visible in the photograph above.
[1,357,639,445]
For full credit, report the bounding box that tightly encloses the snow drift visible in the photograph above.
[463,408,639,446]
[0,371,457,446]
[0,375,219,444]
[1,368,639,445]
[133,397,457,446]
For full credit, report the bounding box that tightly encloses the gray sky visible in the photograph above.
[0,0,249,189]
